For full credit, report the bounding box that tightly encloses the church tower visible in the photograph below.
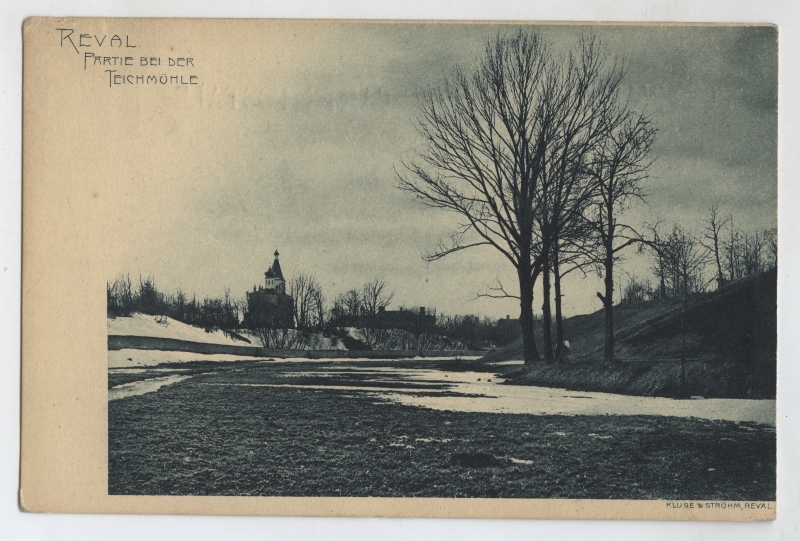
[244,248,294,330]
[264,249,286,294]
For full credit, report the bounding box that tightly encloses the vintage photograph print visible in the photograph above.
[24,18,777,517]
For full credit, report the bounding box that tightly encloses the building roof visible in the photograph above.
[271,258,284,279]
[265,250,284,280]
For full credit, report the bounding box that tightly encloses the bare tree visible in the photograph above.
[764,227,778,270]
[585,112,657,363]
[644,223,669,300]
[398,31,639,365]
[660,225,710,297]
[311,286,326,330]
[327,289,364,328]
[534,40,640,363]
[342,289,362,321]
[645,223,709,300]
[361,279,394,316]
[290,274,323,330]
[741,231,765,277]
[666,225,709,395]
[622,274,653,303]
[700,204,730,289]
[723,215,742,282]
[254,325,308,350]
[721,217,776,282]
[107,273,135,316]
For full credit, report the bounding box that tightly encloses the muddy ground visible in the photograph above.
[108,360,775,499]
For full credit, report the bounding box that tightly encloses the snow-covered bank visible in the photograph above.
[108,313,246,345]
[108,313,348,350]
[109,374,193,400]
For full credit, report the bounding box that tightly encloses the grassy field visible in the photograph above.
[109,361,775,499]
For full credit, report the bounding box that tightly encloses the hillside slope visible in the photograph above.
[482,268,776,367]
[108,313,250,345]
[108,313,347,350]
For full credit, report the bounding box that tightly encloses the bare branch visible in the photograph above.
[476,276,521,300]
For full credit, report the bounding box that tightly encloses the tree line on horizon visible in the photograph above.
[106,275,240,330]
[106,274,522,351]
[622,217,777,304]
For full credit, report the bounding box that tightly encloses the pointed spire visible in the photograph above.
[271,248,284,280]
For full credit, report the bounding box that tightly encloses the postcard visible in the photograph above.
[21,17,777,519]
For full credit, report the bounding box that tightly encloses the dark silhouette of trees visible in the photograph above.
[312,287,325,330]
[665,226,711,296]
[721,215,776,282]
[107,274,239,330]
[399,31,647,365]
[585,112,656,363]
[646,224,710,300]
[764,227,778,270]
[342,289,362,320]
[621,274,654,303]
[137,275,164,316]
[290,274,324,330]
[107,274,135,316]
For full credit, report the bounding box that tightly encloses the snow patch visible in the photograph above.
[108,313,246,345]
[109,375,192,400]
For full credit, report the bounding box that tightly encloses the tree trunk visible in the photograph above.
[553,241,564,362]
[679,289,687,397]
[600,250,615,364]
[713,234,725,289]
[599,198,616,364]
[541,257,554,363]
[518,260,540,366]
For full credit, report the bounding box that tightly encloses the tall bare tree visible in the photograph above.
[700,204,730,289]
[585,111,656,363]
[398,31,639,365]
[534,40,638,362]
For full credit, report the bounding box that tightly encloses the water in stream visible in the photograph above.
[108,359,776,426]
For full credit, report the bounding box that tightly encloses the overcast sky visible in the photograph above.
[105,22,777,319]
